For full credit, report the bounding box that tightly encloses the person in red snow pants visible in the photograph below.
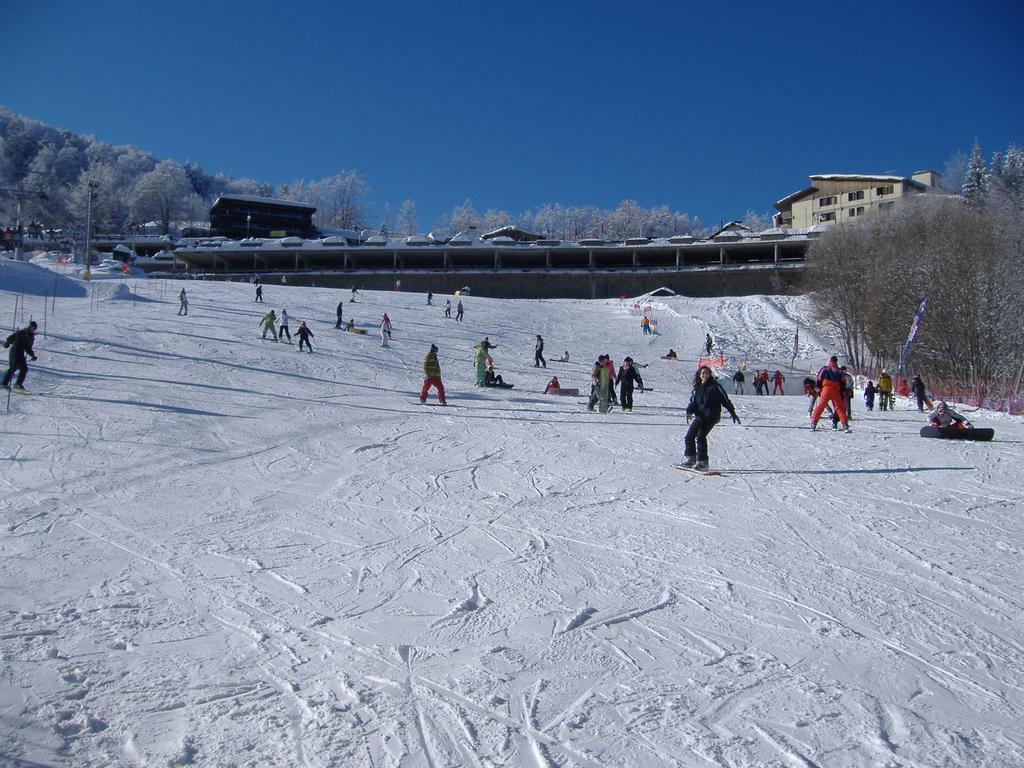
[420,344,447,404]
[811,356,849,429]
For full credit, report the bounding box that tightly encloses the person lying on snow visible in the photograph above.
[928,401,972,429]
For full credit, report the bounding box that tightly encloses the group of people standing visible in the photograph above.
[259,309,313,351]
[734,368,785,396]
[588,355,644,413]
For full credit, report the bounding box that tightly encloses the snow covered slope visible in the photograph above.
[1,271,1021,767]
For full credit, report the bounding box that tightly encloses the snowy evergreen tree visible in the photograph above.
[396,199,418,235]
[961,140,987,206]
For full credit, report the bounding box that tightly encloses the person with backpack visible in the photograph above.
[296,321,314,352]
[615,357,645,412]
[420,344,446,404]
[260,310,278,341]
[681,365,739,471]
[2,321,38,391]
[876,370,892,411]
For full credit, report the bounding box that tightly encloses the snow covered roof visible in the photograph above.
[481,226,544,242]
[211,194,317,210]
[774,186,817,209]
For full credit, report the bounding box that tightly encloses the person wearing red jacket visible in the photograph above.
[811,356,850,431]
[772,370,785,395]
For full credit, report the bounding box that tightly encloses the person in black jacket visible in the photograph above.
[682,365,739,471]
[3,321,38,390]
[534,335,546,368]
[615,357,644,411]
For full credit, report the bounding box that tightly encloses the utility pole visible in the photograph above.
[83,180,99,280]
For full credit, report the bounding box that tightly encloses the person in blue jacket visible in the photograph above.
[682,365,740,471]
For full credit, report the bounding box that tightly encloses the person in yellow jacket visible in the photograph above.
[877,369,893,411]
[473,343,489,386]
[420,344,447,404]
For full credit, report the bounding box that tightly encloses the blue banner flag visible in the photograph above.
[899,296,929,370]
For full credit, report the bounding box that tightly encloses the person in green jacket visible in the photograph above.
[473,343,488,386]
[420,344,447,404]
[260,310,278,341]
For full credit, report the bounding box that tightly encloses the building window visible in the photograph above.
[847,190,865,201]
[848,206,866,218]
[818,196,837,207]
[819,212,836,222]
[876,184,894,196]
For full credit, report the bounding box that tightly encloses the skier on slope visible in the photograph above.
[335,300,344,328]
[260,310,278,341]
[278,309,292,343]
[811,356,849,431]
[2,321,38,391]
[178,288,188,316]
[681,365,739,471]
[296,321,314,352]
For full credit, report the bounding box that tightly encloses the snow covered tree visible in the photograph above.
[396,199,418,235]
[961,140,987,207]
[131,161,191,234]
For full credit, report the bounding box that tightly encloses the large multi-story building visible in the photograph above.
[774,171,941,229]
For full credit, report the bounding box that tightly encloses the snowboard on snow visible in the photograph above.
[672,464,722,477]
[919,425,994,441]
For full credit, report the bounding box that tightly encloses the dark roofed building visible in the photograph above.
[210,195,318,240]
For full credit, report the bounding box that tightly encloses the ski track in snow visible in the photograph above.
[1,263,1023,766]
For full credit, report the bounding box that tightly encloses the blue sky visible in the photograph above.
[3,1,1022,230]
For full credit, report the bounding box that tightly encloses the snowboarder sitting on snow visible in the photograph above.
[484,359,513,389]
[2,321,38,391]
[544,376,561,394]
[557,350,570,362]
[928,401,972,429]
[662,349,678,360]
[260,310,278,341]
[682,366,739,471]
[296,321,314,352]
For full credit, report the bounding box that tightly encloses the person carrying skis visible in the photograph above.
[732,368,745,395]
[616,357,645,411]
[811,356,850,431]
[335,300,344,328]
[178,288,188,316]
[928,401,972,429]
[296,321,314,352]
[772,370,785,395]
[260,310,278,341]
[877,369,893,411]
[279,309,292,343]
[682,365,740,471]
[534,335,546,368]
[2,321,38,391]
[420,344,446,404]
